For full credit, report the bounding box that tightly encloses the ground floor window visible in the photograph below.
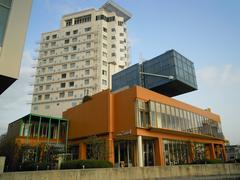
[114,141,136,167]
[163,139,190,165]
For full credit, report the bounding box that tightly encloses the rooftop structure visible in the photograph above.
[112,49,198,97]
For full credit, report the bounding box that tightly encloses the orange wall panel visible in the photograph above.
[63,90,110,139]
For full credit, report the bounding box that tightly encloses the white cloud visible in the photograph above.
[178,64,240,144]
[0,50,35,135]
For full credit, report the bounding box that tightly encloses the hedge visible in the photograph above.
[19,161,51,171]
[60,159,113,169]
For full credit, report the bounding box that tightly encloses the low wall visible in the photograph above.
[0,157,5,173]
[0,164,240,180]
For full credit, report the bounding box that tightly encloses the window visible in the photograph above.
[85,69,90,75]
[120,40,124,44]
[45,105,50,109]
[64,47,69,52]
[102,61,107,66]
[72,45,77,51]
[69,81,74,87]
[40,76,44,81]
[47,76,52,81]
[73,30,78,34]
[45,94,50,100]
[111,44,116,48]
[71,54,76,59]
[102,79,107,85]
[103,35,107,40]
[62,64,67,69]
[33,106,38,110]
[87,34,91,39]
[86,51,90,56]
[70,63,75,68]
[46,36,50,40]
[52,34,57,39]
[61,83,66,88]
[120,33,124,36]
[59,92,65,98]
[46,84,51,90]
[50,50,55,55]
[65,19,72,26]
[72,38,77,42]
[49,58,54,63]
[41,68,45,72]
[38,95,42,100]
[39,86,43,91]
[111,53,116,57]
[63,56,68,60]
[86,43,91,48]
[68,91,73,97]
[85,27,91,32]
[65,31,70,36]
[120,48,124,52]
[85,60,90,65]
[72,102,77,107]
[69,72,75,77]
[45,43,48,48]
[74,14,91,24]
[48,66,53,72]
[65,39,69,44]
[102,52,107,57]
[102,70,107,75]
[51,42,56,46]
[111,28,116,32]
[118,21,123,26]
[111,36,116,40]
[103,27,107,32]
[84,79,89,85]
[103,43,107,48]
[61,73,66,79]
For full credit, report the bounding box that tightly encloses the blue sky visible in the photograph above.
[1,0,240,144]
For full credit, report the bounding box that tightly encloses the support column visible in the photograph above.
[108,133,114,165]
[154,138,164,166]
[137,135,143,167]
[47,118,51,143]
[189,141,195,163]
[222,144,227,161]
[79,142,86,160]
[57,118,60,144]
[26,114,31,144]
[210,143,216,160]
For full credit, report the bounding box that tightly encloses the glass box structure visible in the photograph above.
[112,49,198,97]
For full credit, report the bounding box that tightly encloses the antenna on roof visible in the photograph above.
[139,52,145,64]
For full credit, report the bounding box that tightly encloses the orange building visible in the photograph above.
[64,86,226,167]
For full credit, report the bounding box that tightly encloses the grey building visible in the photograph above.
[112,49,197,97]
[0,0,32,94]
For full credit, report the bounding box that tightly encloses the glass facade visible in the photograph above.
[136,99,224,139]
[112,64,141,91]
[112,49,197,97]
[0,0,12,46]
[164,139,190,165]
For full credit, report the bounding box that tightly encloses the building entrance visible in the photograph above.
[114,141,135,167]
[143,140,155,166]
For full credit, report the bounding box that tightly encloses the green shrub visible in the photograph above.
[19,161,51,171]
[60,159,113,169]
[206,159,224,164]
